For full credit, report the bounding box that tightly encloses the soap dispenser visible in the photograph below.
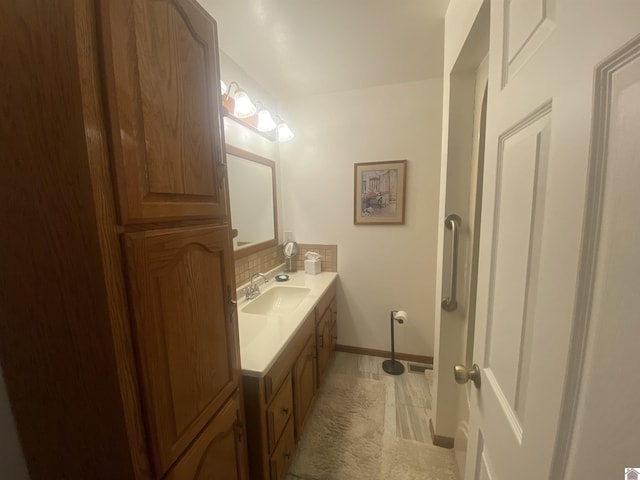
[304,252,321,274]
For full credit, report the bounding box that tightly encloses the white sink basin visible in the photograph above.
[242,286,311,316]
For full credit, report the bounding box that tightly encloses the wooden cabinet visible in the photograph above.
[123,225,240,473]
[243,312,313,480]
[316,307,332,386]
[243,280,337,480]
[315,282,336,386]
[269,420,296,480]
[266,374,293,451]
[0,1,248,479]
[165,392,248,480]
[99,0,227,224]
[329,298,338,352]
[292,334,317,439]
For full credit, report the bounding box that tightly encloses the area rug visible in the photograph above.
[288,373,386,480]
[381,435,459,480]
[287,373,459,480]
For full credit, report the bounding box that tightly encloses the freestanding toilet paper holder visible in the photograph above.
[382,310,405,375]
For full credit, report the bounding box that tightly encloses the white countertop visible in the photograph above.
[237,271,338,377]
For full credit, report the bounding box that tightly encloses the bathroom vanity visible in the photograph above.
[238,272,338,480]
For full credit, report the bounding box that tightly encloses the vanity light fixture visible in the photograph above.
[221,80,237,114]
[277,119,295,142]
[220,81,256,118]
[233,89,256,118]
[220,80,293,142]
[256,103,277,132]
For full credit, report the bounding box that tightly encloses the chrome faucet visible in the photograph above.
[245,272,268,300]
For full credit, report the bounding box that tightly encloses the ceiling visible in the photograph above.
[199,0,450,100]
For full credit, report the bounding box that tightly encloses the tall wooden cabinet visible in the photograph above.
[0,1,247,479]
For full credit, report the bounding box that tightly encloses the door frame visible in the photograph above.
[431,0,489,449]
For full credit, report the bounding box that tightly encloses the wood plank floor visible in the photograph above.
[328,351,434,443]
[286,351,439,480]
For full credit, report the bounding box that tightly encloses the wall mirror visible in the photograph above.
[226,144,278,257]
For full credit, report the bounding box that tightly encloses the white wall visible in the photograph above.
[0,368,29,479]
[279,79,443,356]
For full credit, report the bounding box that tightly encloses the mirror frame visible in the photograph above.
[226,144,278,258]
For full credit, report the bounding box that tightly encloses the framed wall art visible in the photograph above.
[354,160,407,225]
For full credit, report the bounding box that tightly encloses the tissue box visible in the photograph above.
[304,258,321,275]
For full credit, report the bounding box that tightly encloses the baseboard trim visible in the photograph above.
[335,344,433,366]
[428,418,454,449]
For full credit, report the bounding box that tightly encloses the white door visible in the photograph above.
[464,1,640,478]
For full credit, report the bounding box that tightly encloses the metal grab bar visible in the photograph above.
[441,214,461,312]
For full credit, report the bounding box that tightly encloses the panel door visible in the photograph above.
[292,334,316,440]
[465,1,640,479]
[165,392,249,480]
[99,0,228,224]
[124,224,239,475]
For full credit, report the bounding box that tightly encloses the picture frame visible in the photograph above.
[354,160,407,225]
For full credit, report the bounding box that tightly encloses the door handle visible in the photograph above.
[454,363,481,389]
[227,286,237,320]
[442,214,461,312]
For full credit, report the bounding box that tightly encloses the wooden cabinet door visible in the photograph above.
[329,299,337,351]
[269,420,295,480]
[316,308,331,386]
[293,334,316,440]
[99,0,228,224]
[124,225,239,475]
[165,392,248,480]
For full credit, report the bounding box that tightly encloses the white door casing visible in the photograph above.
[432,0,487,444]
[465,1,640,479]
[456,54,489,478]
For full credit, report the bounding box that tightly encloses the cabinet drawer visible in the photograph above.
[270,419,295,480]
[267,374,293,452]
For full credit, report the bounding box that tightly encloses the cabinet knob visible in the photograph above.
[235,420,244,441]
[281,407,289,415]
[284,453,291,460]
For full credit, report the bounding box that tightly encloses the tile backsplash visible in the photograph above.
[234,243,337,286]
[234,245,281,286]
[295,244,338,273]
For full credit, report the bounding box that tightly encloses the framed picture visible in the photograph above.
[354,160,407,225]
